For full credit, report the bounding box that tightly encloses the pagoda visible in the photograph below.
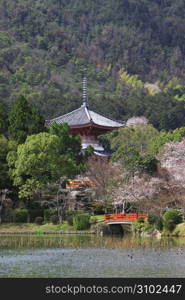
[46,77,125,156]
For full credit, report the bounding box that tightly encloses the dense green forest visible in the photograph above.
[1,0,185,130]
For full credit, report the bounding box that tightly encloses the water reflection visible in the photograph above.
[0,234,185,278]
[0,234,185,250]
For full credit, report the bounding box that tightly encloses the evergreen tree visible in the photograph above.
[29,107,46,135]
[0,135,10,190]
[49,122,87,173]
[49,122,81,156]
[0,135,10,224]
[0,104,8,136]
[8,95,45,143]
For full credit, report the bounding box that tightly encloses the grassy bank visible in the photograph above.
[0,215,105,234]
[171,223,185,237]
[161,222,185,237]
[0,222,88,234]
[0,222,74,233]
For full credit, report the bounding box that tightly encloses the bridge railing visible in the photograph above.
[105,213,148,223]
[66,179,95,188]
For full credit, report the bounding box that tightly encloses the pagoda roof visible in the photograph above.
[46,104,125,128]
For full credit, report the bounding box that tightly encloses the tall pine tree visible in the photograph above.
[0,104,9,136]
[8,95,45,144]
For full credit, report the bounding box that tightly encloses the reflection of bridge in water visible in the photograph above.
[105,213,148,225]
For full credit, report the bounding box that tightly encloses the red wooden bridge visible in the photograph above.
[66,178,95,189]
[105,213,148,225]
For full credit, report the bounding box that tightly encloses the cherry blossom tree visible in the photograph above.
[112,175,161,213]
[112,173,184,215]
[86,139,185,215]
[86,157,122,212]
[159,138,185,187]
[112,138,185,214]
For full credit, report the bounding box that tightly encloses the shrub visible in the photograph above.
[13,208,28,223]
[148,215,163,231]
[163,209,183,232]
[166,220,176,232]
[73,214,91,230]
[66,215,73,226]
[2,208,14,223]
[156,217,163,231]
[66,210,83,226]
[148,215,158,225]
[133,220,145,234]
[137,217,145,223]
[27,201,42,209]
[34,216,43,225]
[29,209,44,222]
[44,208,56,222]
[50,215,59,225]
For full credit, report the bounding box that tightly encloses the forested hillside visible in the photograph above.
[1,0,185,130]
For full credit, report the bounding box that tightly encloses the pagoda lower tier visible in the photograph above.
[70,124,112,156]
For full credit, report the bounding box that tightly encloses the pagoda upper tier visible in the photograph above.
[46,103,124,129]
[46,103,125,156]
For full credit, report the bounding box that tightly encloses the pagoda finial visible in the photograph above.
[82,75,88,107]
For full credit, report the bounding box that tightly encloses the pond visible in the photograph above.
[0,234,185,278]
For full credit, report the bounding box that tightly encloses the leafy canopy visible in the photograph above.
[150,127,185,155]
[163,209,183,232]
[7,130,82,199]
[109,123,159,157]
[108,124,159,176]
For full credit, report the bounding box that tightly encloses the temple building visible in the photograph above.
[46,77,125,156]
